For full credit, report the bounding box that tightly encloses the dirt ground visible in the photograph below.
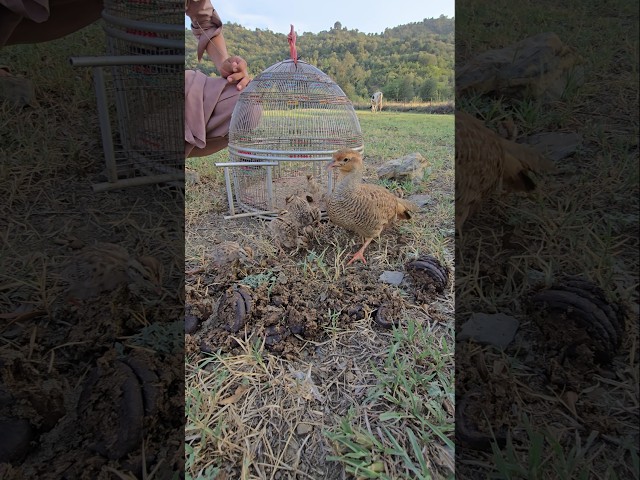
[185,151,452,357]
[454,1,639,476]
[184,145,456,478]
[186,220,446,358]
[0,174,185,478]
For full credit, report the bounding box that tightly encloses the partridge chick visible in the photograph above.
[306,174,322,199]
[269,212,309,253]
[455,111,555,233]
[269,193,322,253]
[285,193,321,228]
[63,242,163,302]
[187,241,253,275]
[327,149,418,265]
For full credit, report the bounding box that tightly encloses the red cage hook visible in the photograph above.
[287,24,298,65]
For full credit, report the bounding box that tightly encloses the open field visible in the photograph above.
[352,101,454,115]
[185,111,455,479]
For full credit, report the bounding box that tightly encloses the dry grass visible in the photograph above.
[1,23,184,476]
[186,312,454,480]
[456,0,639,477]
[185,112,455,479]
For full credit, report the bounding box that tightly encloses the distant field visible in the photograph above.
[353,100,454,114]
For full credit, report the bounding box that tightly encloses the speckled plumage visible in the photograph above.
[187,241,253,275]
[455,111,555,233]
[269,213,309,252]
[327,149,418,264]
[285,193,321,228]
[208,241,253,268]
[306,174,322,199]
[63,242,163,301]
[269,194,320,253]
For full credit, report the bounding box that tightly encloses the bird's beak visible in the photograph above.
[327,159,338,169]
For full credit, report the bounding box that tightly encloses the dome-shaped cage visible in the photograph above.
[221,59,364,218]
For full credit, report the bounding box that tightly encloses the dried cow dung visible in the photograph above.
[530,277,626,363]
[374,304,398,328]
[77,360,144,460]
[264,325,290,346]
[286,306,306,335]
[405,255,450,293]
[185,314,200,334]
[456,388,507,452]
[77,355,162,460]
[217,285,253,333]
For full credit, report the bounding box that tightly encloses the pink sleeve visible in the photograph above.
[0,0,50,22]
[185,0,223,61]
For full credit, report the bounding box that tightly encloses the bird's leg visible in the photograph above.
[347,238,373,265]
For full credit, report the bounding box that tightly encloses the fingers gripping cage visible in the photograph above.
[219,59,364,219]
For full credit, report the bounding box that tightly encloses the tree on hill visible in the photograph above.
[184,16,454,103]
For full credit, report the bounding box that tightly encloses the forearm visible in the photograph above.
[205,31,230,75]
[186,0,225,65]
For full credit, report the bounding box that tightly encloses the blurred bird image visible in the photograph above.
[186,241,253,275]
[62,242,163,303]
[327,149,418,265]
[455,110,556,233]
[286,192,321,227]
[306,174,322,199]
[269,193,320,253]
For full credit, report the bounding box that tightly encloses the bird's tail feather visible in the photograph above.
[501,140,556,192]
[396,198,419,219]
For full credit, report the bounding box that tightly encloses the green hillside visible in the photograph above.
[185,16,454,103]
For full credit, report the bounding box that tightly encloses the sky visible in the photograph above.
[186,0,454,35]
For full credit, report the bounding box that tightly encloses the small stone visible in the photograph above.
[526,269,547,285]
[524,132,582,161]
[458,313,520,349]
[377,153,428,181]
[379,271,405,285]
[296,423,313,435]
[406,194,434,208]
[0,75,39,108]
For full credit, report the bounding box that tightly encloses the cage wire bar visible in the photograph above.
[70,0,184,192]
[220,59,364,219]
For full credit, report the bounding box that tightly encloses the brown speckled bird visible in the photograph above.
[63,242,163,302]
[306,174,322,199]
[327,149,418,265]
[186,241,253,275]
[285,193,321,227]
[269,212,309,253]
[455,111,555,233]
[269,194,320,253]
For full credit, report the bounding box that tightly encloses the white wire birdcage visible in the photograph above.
[70,0,184,192]
[217,59,364,219]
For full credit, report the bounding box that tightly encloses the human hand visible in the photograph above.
[220,55,251,91]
